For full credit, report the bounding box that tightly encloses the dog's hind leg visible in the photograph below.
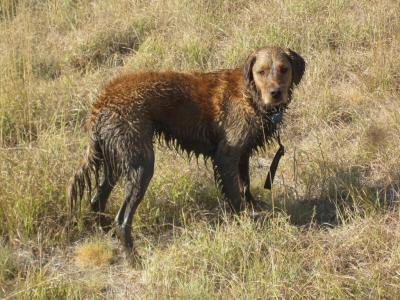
[90,165,118,229]
[115,143,154,253]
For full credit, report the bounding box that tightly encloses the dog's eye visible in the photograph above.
[280,67,288,74]
[258,70,265,76]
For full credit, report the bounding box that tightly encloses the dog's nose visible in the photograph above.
[269,88,282,99]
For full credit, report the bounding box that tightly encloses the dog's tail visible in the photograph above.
[67,135,101,211]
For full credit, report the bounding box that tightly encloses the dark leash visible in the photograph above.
[264,111,285,190]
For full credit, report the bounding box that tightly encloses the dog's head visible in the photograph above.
[243,47,305,111]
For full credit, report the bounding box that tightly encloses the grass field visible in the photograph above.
[1,0,400,298]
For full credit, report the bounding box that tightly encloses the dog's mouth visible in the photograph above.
[262,100,287,114]
[262,94,288,111]
[270,99,285,108]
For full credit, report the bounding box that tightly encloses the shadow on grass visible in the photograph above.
[253,166,400,227]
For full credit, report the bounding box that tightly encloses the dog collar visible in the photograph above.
[271,111,283,124]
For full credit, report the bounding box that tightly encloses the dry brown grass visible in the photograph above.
[1,0,400,298]
[74,239,114,268]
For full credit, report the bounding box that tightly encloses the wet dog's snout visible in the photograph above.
[269,88,282,99]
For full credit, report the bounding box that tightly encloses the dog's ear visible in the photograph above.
[284,48,305,86]
[243,52,257,87]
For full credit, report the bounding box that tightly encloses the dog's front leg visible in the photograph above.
[239,153,255,204]
[212,146,243,214]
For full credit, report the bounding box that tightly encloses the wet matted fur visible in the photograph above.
[68,46,305,253]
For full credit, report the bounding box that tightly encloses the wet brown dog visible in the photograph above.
[68,46,305,253]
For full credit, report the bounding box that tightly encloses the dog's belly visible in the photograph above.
[154,121,217,158]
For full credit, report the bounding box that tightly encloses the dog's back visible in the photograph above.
[86,69,248,156]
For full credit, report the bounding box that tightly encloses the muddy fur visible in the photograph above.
[68,46,305,253]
